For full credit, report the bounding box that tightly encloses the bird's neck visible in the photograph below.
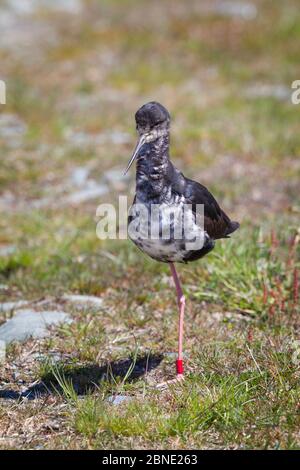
[135,133,171,200]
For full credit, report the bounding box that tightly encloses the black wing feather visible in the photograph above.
[180,175,239,240]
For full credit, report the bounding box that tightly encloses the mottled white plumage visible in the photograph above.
[128,197,208,263]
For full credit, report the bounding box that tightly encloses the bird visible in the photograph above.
[125,101,239,386]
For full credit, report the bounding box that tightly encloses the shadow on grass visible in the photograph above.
[0,353,164,400]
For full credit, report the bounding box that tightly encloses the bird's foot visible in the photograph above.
[156,374,184,389]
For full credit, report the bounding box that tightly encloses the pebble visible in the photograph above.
[0,300,29,312]
[107,395,132,406]
[0,245,16,256]
[9,179,109,210]
[0,309,72,344]
[63,184,108,205]
[244,84,290,101]
[63,294,103,308]
[65,129,131,148]
[8,0,82,15]
[213,1,257,20]
[69,167,90,187]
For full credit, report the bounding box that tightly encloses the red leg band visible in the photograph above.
[176,359,184,374]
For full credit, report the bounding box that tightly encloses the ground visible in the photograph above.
[0,0,300,450]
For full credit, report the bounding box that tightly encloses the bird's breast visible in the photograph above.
[128,195,208,263]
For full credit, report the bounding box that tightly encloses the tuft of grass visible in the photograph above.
[72,361,300,449]
[0,250,34,278]
[188,226,300,317]
[49,362,79,404]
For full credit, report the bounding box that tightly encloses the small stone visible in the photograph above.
[8,0,82,15]
[107,395,131,406]
[69,167,90,187]
[244,84,290,101]
[213,1,257,20]
[0,300,29,312]
[63,294,103,308]
[0,309,72,344]
[27,179,108,209]
[0,245,16,256]
[63,184,108,205]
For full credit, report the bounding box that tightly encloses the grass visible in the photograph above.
[0,0,300,450]
[31,347,299,449]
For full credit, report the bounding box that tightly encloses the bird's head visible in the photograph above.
[124,102,170,175]
[135,101,170,136]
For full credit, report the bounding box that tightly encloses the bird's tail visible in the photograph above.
[225,220,240,237]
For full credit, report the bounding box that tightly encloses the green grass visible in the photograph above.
[0,0,300,450]
[38,354,299,449]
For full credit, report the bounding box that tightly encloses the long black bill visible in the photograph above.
[123,134,146,175]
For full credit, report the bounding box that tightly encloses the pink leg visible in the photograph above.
[156,263,185,388]
[170,262,185,376]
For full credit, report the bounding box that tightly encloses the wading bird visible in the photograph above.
[125,102,239,385]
